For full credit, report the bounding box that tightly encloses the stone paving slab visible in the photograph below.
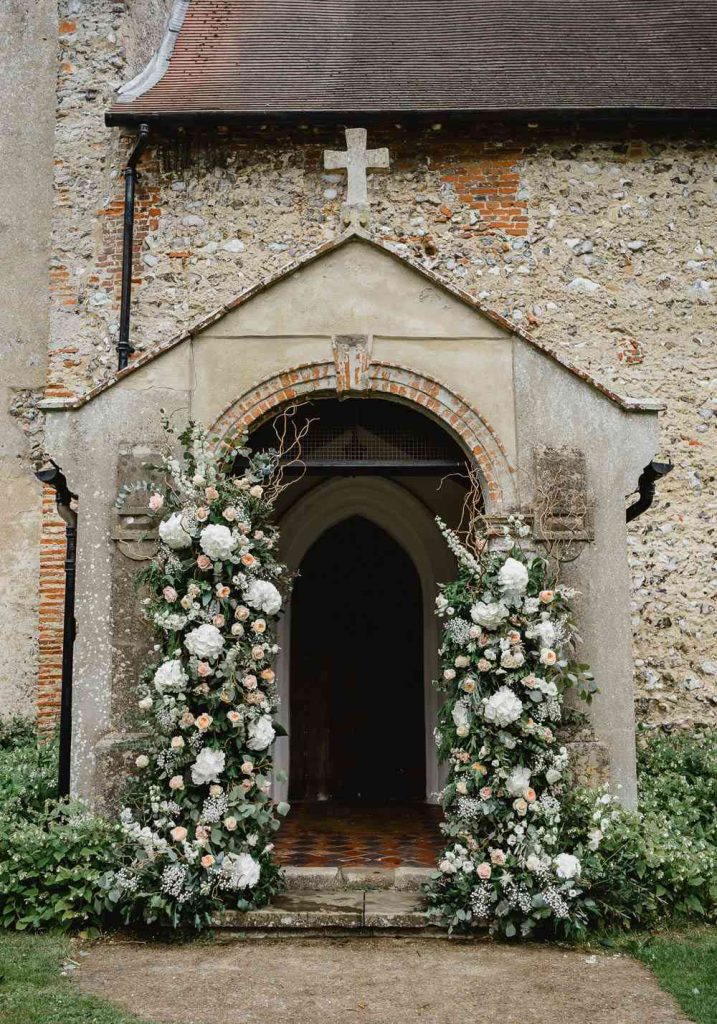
[216,889,427,929]
[282,864,434,891]
[75,936,689,1024]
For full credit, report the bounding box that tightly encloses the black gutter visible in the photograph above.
[34,461,78,799]
[118,124,150,371]
[626,460,673,523]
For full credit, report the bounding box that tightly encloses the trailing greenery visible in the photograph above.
[0,932,148,1024]
[0,726,121,932]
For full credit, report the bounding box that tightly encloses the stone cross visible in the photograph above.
[324,128,390,227]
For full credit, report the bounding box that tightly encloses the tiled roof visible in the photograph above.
[107,0,717,123]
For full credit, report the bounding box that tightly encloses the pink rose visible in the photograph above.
[196,661,213,678]
[162,586,178,603]
[195,506,210,522]
[169,775,184,791]
[170,826,187,842]
[477,863,492,880]
[490,849,506,866]
[196,554,213,571]
[213,614,225,628]
[480,787,493,800]
[148,493,164,511]
[477,659,491,672]
[243,674,258,690]
[525,787,537,803]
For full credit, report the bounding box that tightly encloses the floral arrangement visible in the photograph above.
[426,516,597,939]
[103,421,289,928]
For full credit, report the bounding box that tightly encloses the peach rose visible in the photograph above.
[477,862,492,880]
[241,761,254,775]
[213,614,226,628]
[477,659,491,672]
[196,506,210,522]
[224,817,238,831]
[219,691,232,704]
[162,586,178,602]
[195,825,209,842]
[197,554,213,571]
[525,787,537,803]
[251,645,264,661]
[490,849,506,866]
[223,508,237,523]
[169,775,184,790]
[243,674,258,690]
[249,485,263,498]
[251,619,266,634]
[471,762,486,775]
[170,735,185,749]
[196,713,213,732]
[180,595,193,610]
[454,655,470,669]
[507,631,522,645]
[480,787,493,800]
[180,710,195,728]
[205,486,219,502]
[209,784,223,797]
[227,710,241,726]
[201,854,215,869]
[539,590,555,604]
[241,553,257,568]
[196,661,213,678]
[540,649,557,666]
[235,606,250,621]
[148,493,164,512]
[170,826,187,843]
[513,798,528,816]
[261,668,275,682]
[231,622,244,637]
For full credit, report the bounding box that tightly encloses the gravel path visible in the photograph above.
[75,935,688,1024]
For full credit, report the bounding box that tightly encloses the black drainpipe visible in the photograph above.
[35,461,77,799]
[626,460,674,522]
[118,123,151,371]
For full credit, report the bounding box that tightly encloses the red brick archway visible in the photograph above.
[211,362,516,512]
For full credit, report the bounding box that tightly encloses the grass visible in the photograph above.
[615,926,717,1024]
[0,932,148,1024]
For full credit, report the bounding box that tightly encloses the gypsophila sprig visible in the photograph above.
[101,419,291,929]
[426,516,595,939]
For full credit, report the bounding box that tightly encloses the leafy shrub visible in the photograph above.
[0,721,121,932]
[560,729,717,933]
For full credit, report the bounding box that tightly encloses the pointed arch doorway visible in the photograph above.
[246,397,472,864]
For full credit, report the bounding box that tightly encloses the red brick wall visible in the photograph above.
[37,487,66,730]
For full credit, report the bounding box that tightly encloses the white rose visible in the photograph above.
[220,852,261,890]
[501,650,525,670]
[470,600,509,630]
[506,766,531,797]
[199,524,238,561]
[526,854,543,872]
[153,659,188,693]
[451,702,471,731]
[135,754,149,769]
[439,858,457,874]
[244,579,282,616]
[497,557,530,605]
[185,623,225,661]
[545,768,562,784]
[483,686,523,727]
[191,747,226,785]
[138,695,153,711]
[158,512,193,550]
[247,714,276,751]
[554,852,581,880]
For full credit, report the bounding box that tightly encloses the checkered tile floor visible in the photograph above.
[274,802,444,867]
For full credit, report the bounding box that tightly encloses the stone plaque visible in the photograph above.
[532,446,592,542]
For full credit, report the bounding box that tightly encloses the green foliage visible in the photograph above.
[0,724,121,933]
[618,927,717,1024]
[560,729,717,934]
[0,932,149,1024]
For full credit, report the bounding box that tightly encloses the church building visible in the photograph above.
[2,3,716,844]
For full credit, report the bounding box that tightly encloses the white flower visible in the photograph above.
[435,594,449,615]
[528,619,557,647]
[199,524,238,561]
[523,596,540,615]
[452,702,471,731]
[554,852,581,880]
[497,557,529,604]
[439,858,457,874]
[185,624,225,661]
[500,650,525,670]
[244,579,282,616]
[138,695,153,711]
[506,766,531,797]
[526,854,544,872]
[588,829,603,851]
[221,852,261,890]
[247,715,276,751]
[470,600,509,630]
[483,686,523,727]
[158,512,193,550]
[135,754,149,769]
[191,747,226,785]
[153,659,188,693]
[545,767,562,784]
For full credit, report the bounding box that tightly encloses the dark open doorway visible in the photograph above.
[289,515,425,803]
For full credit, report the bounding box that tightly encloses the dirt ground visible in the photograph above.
[74,934,689,1024]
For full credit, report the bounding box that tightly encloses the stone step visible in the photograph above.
[216,890,431,931]
[282,864,434,891]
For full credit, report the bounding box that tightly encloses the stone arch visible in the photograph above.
[272,476,455,804]
[211,361,517,513]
